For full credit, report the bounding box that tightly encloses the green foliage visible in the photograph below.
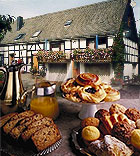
[29,66,38,75]
[0,15,15,41]
[112,25,125,79]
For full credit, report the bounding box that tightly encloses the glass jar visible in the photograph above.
[30,81,59,120]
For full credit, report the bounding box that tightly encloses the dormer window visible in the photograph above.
[64,20,72,27]
[14,33,26,40]
[31,30,42,38]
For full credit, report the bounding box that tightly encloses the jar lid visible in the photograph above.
[37,85,56,96]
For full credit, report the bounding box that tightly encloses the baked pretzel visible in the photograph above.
[104,87,120,102]
[78,85,106,103]
[75,73,101,86]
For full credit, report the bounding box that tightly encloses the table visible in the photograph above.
[1,93,140,156]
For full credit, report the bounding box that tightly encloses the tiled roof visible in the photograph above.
[1,0,128,44]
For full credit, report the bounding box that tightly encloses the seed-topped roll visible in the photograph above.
[75,73,101,86]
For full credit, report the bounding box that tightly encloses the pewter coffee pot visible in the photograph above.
[0,63,26,114]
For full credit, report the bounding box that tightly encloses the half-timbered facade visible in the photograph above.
[0,0,139,82]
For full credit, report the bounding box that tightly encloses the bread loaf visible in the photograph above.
[3,110,35,134]
[0,112,18,128]
[31,124,61,151]
[10,114,44,139]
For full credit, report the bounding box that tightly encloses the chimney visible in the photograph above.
[17,16,23,31]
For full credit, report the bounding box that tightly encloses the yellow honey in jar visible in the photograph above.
[30,96,59,120]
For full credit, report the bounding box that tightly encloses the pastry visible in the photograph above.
[104,87,120,102]
[81,117,99,128]
[61,78,77,94]
[88,135,133,156]
[78,85,106,103]
[75,73,101,86]
[136,119,140,129]
[82,126,100,141]
[109,103,127,115]
[65,93,82,103]
[100,82,111,90]
[125,108,140,122]
[95,109,110,120]
[131,129,140,150]
[111,120,135,145]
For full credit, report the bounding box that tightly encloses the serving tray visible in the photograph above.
[71,127,95,156]
[0,133,62,156]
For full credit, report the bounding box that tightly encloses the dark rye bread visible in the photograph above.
[0,112,18,128]
[10,114,44,139]
[3,110,35,134]
[21,117,54,141]
[31,124,61,151]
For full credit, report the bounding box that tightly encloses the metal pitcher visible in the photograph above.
[0,63,26,114]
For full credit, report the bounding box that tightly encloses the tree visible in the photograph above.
[112,25,125,83]
[0,15,15,41]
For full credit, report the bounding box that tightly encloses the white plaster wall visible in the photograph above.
[46,63,67,81]
[65,50,71,59]
[124,64,133,79]
[21,50,26,57]
[15,45,19,50]
[61,43,64,51]
[85,63,111,83]
[98,44,106,48]
[65,40,71,49]
[88,41,95,49]
[80,39,86,48]
[72,40,78,49]
[108,37,114,47]
[9,46,14,50]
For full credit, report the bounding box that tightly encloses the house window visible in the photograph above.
[98,37,106,45]
[14,33,26,40]
[31,30,41,38]
[64,20,72,27]
[50,42,61,51]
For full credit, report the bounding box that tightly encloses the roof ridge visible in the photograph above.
[24,0,123,20]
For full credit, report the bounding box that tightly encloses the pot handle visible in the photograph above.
[0,68,6,94]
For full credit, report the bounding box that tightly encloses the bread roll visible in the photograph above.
[82,126,100,141]
[131,129,140,150]
[81,117,99,128]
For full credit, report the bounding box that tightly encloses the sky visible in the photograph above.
[0,0,140,32]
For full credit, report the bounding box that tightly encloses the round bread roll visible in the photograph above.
[131,129,140,150]
[136,119,140,129]
[109,104,127,115]
[82,126,100,141]
[75,73,101,86]
[104,87,120,102]
[81,117,100,128]
[78,85,106,103]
